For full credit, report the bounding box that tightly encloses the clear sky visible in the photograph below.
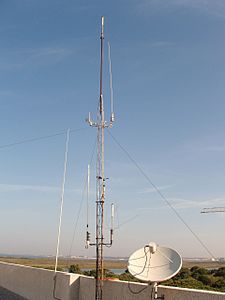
[0,0,225,259]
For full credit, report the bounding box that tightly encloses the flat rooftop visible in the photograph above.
[0,287,27,300]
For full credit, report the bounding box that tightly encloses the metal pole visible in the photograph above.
[95,15,105,300]
[86,16,115,300]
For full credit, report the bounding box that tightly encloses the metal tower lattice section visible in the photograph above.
[86,16,114,300]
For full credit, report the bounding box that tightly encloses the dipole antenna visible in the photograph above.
[86,16,115,300]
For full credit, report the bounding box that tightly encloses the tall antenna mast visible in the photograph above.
[86,16,115,300]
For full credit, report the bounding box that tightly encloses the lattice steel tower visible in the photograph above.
[86,16,115,300]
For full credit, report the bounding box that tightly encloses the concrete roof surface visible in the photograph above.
[0,287,28,300]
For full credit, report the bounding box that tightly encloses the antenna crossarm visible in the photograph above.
[86,118,112,128]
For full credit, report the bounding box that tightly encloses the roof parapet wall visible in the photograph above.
[0,262,224,300]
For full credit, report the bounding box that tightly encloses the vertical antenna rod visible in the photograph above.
[85,164,90,248]
[96,15,105,300]
[86,16,115,300]
[110,203,114,244]
[54,129,70,273]
[108,42,115,123]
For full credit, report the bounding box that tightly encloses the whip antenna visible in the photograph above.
[110,203,114,244]
[108,42,115,124]
[85,164,91,248]
[54,129,70,273]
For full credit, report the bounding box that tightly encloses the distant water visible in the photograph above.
[82,268,126,275]
[110,269,126,275]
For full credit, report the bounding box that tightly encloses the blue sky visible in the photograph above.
[0,0,225,259]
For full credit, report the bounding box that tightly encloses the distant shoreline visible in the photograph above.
[0,256,224,270]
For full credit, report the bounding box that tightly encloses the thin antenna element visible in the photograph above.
[86,16,115,300]
[54,128,70,273]
[110,203,114,244]
[87,164,90,224]
[86,164,91,248]
[108,42,115,123]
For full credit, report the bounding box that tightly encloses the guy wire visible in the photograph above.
[0,127,87,150]
[107,130,217,261]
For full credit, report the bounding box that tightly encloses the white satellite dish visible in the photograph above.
[128,242,182,283]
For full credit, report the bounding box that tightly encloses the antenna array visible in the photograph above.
[85,16,115,300]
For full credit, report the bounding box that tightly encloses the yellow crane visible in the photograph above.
[201,207,225,213]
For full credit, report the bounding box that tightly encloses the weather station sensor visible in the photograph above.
[128,242,182,299]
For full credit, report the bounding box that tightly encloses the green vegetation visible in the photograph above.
[163,266,225,292]
[69,264,82,274]
[82,269,118,279]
